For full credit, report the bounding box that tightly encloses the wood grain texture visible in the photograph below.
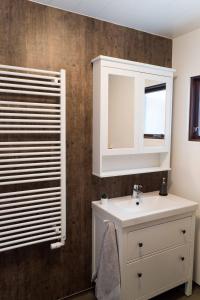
[0,1,172,299]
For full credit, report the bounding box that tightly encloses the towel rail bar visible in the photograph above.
[0,162,60,169]
[0,176,60,186]
[0,193,61,203]
[0,226,62,242]
[0,146,60,151]
[0,186,60,197]
[0,112,60,118]
[0,232,61,247]
[1,211,61,225]
[0,124,60,129]
[0,89,60,96]
[0,166,60,175]
[0,236,62,253]
[1,216,61,230]
[0,119,60,124]
[1,221,61,236]
[0,100,60,107]
[0,195,61,205]
[0,83,60,91]
[0,76,61,86]
[0,156,60,163]
[0,151,60,157]
[0,64,60,74]
[0,171,61,181]
[0,70,59,80]
[0,141,60,145]
[1,201,61,214]
[0,196,61,207]
[0,206,61,220]
[0,130,60,133]
[0,105,60,113]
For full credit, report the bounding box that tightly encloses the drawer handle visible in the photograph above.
[182,230,186,234]
[181,256,185,261]
[138,242,143,248]
[137,273,143,278]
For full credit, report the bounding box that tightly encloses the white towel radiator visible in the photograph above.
[0,64,66,252]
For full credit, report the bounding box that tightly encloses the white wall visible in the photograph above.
[171,28,200,284]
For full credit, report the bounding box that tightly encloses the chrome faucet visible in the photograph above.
[132,184,143,201]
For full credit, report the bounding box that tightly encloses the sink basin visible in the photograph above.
[111,196,177,213]
[92,192,198,227]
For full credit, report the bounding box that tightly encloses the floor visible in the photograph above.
[71,284,200,300]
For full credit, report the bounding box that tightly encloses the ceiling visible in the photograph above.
[31,0,200,38]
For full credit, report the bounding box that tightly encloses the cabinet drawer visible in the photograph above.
[127,217,191,261]
[125,245,189,300]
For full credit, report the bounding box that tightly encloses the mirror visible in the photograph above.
[143,80,166,147]
[108,74,135,149]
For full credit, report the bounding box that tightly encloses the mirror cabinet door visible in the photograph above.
[143,78,167,148]
[107,72,136,151]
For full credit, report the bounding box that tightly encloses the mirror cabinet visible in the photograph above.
[92,56,175,177]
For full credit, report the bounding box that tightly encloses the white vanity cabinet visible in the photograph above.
[92,56,175,177]
[124,217,193,300]
[92,193,197,300]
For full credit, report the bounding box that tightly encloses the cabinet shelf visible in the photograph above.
[94,167,171,178]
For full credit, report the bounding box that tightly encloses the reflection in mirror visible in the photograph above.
[144,80,166,147]
[108,74,135,149]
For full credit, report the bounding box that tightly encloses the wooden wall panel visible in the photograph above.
[0,1,172,299]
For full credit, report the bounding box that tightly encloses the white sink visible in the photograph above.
[92,192,198,227]
[111,195,175,212]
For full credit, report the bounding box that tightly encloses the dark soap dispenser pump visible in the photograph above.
[159,177,168,196]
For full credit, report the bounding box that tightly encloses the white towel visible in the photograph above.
[93,222,121,300]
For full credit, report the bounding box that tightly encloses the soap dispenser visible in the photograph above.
[159,177,168,196]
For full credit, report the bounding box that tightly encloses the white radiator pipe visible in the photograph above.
[50,242,65,250]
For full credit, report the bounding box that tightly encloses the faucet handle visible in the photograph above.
[133,184,143,191]
[138,184,143,190]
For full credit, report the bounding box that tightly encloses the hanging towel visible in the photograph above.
[93,222,121,300]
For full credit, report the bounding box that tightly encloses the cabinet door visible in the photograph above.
[139,73,173,153]
[101,67,143,155]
